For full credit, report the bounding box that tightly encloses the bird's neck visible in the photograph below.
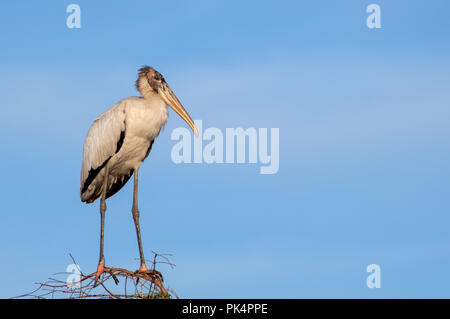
[141,90,157,100]
[141,92,168,119]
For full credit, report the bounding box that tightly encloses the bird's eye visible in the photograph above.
[153,75,160,81]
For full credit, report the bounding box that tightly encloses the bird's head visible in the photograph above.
[136,66,198,137]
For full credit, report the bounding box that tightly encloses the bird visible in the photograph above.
[80,66,198,280]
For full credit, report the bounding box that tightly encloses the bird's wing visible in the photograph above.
[80,100,127,198]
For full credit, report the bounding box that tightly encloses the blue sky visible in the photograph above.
[1,0,450,298]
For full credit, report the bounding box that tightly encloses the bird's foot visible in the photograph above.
[94,259,109,286]
[136,264,164,282]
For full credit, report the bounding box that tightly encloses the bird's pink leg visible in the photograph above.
[95,259,105,279]
[95,164,110,284]
[131,168,149,272]
[138,263,149,272]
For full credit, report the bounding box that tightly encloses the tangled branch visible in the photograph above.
[14,253,177,299]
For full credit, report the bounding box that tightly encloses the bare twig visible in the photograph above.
[13,253,176,299]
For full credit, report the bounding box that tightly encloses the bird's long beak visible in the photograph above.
[159,82,198,137]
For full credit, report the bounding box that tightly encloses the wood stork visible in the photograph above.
[80,66,198,280]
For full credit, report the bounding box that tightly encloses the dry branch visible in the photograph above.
[14,253,177,299]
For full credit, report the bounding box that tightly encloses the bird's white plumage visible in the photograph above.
[80,66,198,277]
[81,95,168,203]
